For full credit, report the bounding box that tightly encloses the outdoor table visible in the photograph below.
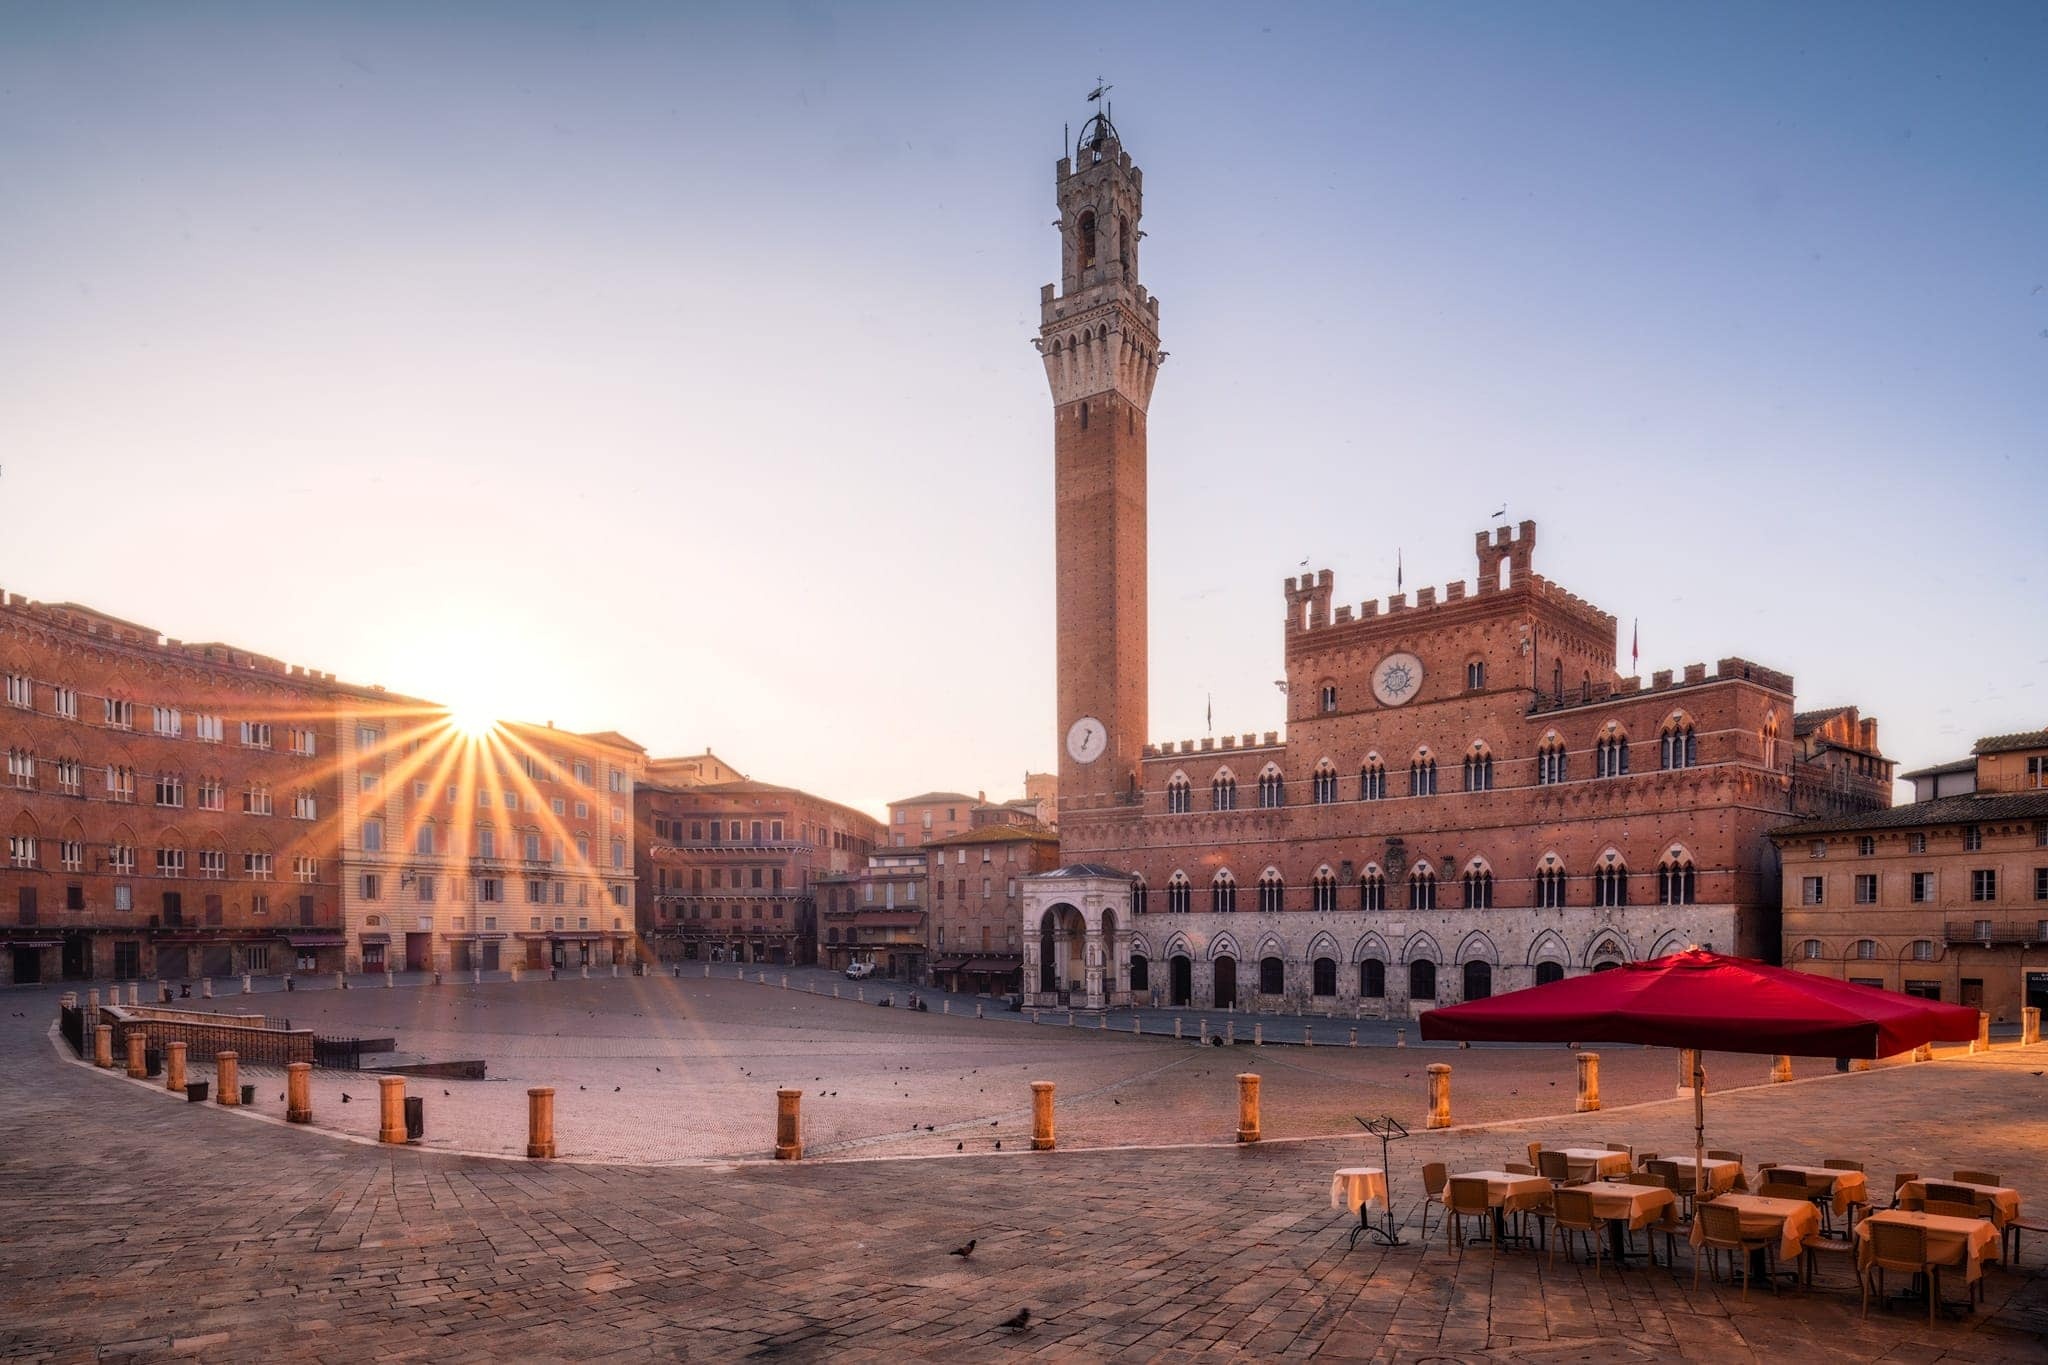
[1328,1167,1388,1230]
[1442,1170,1551,1246]
[1767,1164,1870,1217]
[1666,1157,1747,1198]
[1551,1148,1632,1183]
[1582,1181,1679,1265]
[1897,1180,2021,1230]
[1687,1194,1820,1269]
[1858,1209,2002,1292]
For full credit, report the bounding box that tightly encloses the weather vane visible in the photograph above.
[1087,79,1112,103]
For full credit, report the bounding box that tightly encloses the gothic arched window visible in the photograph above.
[1260,956,1285,995]
[1256,869,1284,914]
[1211,772,1237,812]
[1310,868,1337,913]
[1359,759,1387,802]
[1256,767,1285,809]
[1537,735,1568,785]
[1077,210,1098,273]
[1463,865,1494,909]
[1594,860,1630,907]
[1408,752,1437,797]
[1463,743,1494,792]
[1165,773,1192,814]
[1130,875,1148,915]
[1596,732,1630,778]
[1661,720,1698,770]
[1535,960,1565,985]
[1211,869,1237,914]
[1166,871,1191,915]
[1535,861,1567,908]
[1359,866,1385,912]
[1361,958,1386,997]
[1409,867,1437,911]
[1311,762,1338,805]
[1658,852,1697,905]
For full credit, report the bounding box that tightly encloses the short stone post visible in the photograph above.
[1426,1062,1452,1129]
[1236,1073,1261,1143]
[580,964,589,980]
[942,999,950,1014]
[1097,1012,1106,1030]
[857,987,865,1002]
[377,1076,406,1143]
[126,982,140,1006]
[336,971,346,991]
[1348,1028,1358,1047]
[158,980,170,1003]
[780,974,787,990]
[1253,1022,1263,1047]
[1067,1010,1075,1026]
[216,1051,240,1105]
[1914,1042,1934,1062]
[1576,1051,1600,1112]
[1303,1025,1313,1047]
[472,968,481,985]
[1676,1049,1699,1099]
[241,973,252,994]
[93,1024,114,1068]
[975,1003,984,1019]
[203,977,214,998]
[527,1087,556,1158]
[1031,1008,1039,1023]
[87,988,101,1014]
[2024,1007,2041,1046]
[1396,1028,1407,1048]
[286,1062,312,1123]
[833,985,840,998]
[1199,1018,1208,1044]
[1134,1015,1142,1036]
[610,964,619,978]
[58,990,76,1012]
[703,963,710,978]
[385,972,395,988]
[775,1088,803,1160]
[1174,1018,1183,1040]
[125,1032,148,1078]
[1031,1080,1056,1150]
[165,1041,187,1093]
[1850,1057,1872,1072]
[1771,1054,1793,1083]
[1973,1011,1991,1054]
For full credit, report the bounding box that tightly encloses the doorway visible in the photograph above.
[11,946,42,985]
[404,933,431,973]
[62,932,91,980]
[1213,956,1237,1009]
[1170,955,1192,1006]
[1961,978,1985,1010]
[482,942,501,971]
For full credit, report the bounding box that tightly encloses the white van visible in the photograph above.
[844,959,877,980]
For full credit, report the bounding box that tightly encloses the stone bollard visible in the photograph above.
[943,1000,950,1014]
[1199,1019,1209,1044]
[1097,1013,1106,1031]
[473,968,481,985]
[1067,1010,1075,1027]
[1426,1062,1452,1129]
[1850,1057,1872,1072]
[1174,1018,1183,1040]
[1348,1028,1358,1047]
[93,1024,114,1068]
[1676,1049,1700,1099]
[1972,1011,1991,1054]
[203,978,214,998]
[87,988,101,1014]
[527,1088,556,1158]
[975,1003,984,1019]
[241,973,252,994]
[1031,1009,1039,1023]
[580,965,589,980]
[1304,1025,1313,1047]
[2024,1007,2042,1046]
[287,1062,312,1123]
[1914,1042,1934,1062]
[833,985,840,998]
[1031,1080,1056,1150]
[158,980,171,1003]
[1236,1073,1261,1143]
[59,991,76,1012]
[775,1088,803,1160]
[165,1041,187,1093]
[857,987,864,1003]
[1576,1051,1601,1112]
[216,1051,240,1105]
[1135,1016,1142,1036]
[377,1076,406,1143]
[385,972,395,989]
[611,964,619,978]
[780,974,787,990]
[336,972,346,991]
[126,1032,147,1078]
[1253,1023,1263,1047]
[127,982,140,1006]
[1771,1054,1793,1084]
[1225,1019,1237,1045]
[704,964,711,978]
[1397,1028,1407,1048]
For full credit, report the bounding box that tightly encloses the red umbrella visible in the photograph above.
[1420,948,1980,1202]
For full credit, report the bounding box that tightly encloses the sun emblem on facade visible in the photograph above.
[1372,651,1424,707]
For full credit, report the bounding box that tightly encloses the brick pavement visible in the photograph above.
[2,981,2045,1362]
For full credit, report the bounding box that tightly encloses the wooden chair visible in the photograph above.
[1505,1162,1537,1175]
[1419,1162,1449,1241]
[2006,1214,2047,1265]
[1537,1149,1573,1185]
[1801,1233,1857,1289]
[1708,1149,1744,1164]
[1953,1169,2000,1187]
[1862,1220,1938,1325]
[1526,1141,1543,1170]
[1923,1181,1983,1217]
[1443,1177,1495,1258]
[1633,1150,1659,1168]
[1823,1158,1864,1173]
[1548,1187,1608,1274]
[1890,1171,1917,1208]
[1695,1201,1773,1300]
[1757,1179,1814,1202]
[1600,1142,1632,1157]
[1923,1198,1981,1220]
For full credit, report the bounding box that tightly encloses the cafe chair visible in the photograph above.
[1419,1162,1449,1241]
[1538,1150,1577,1186]
[1823,1158,1865,1173]
[1890,1171,1918,1208]
[1600,1142,1632,1158]
[1443,1177,1496,1259]
[1862,1220,1939,1325]
[2006,1214,2047,1265]
[1757,1179,1814,1203]
[1695,1201,1774,1300]
[1801,1233,1856,1289]
[1922,1198,1981,1221]
[1632,1150,1659,1168]
[1953,1169,1999,1187]
[1505,1162,1537,1175]
[1923,1181,1983,1216]
[1708,1149,1744,1165]
[1526,1141,1543,1170]
[1548,1187,1609,1275]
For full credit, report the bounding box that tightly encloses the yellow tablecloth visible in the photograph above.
[1765,1165,1870,1216]
[1443,1170,1553,1216]
[1666,1157,1747,1197]
[1687,1194,1820,1264]
[1858,1209,2003,1286]
[1329,1167,1388,1216]
[1897,1181,2022,1229]
[1551,1148,1633,1183]
[1583,1182,1679,1231]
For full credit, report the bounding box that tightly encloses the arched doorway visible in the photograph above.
[1170,954,1192,1006]
[1535,960,1565,985]
[1463,960,1492,1000]
[1037,904,1086,1000]
[1213,956,1237,1009]
[1099,907,1120,997]
[1360,958,1385,998]
[1312,957,1337,997]
[1408,959,1436,1002]
[1129,954,1148,993]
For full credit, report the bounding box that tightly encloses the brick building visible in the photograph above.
[1772,727,2048,1020]
[817,847,928,980]
[885,791,977,847]
[923,822,1059,995]
[1016,111,1890,1014]
[638,778,880,966]
[2,593,347,984]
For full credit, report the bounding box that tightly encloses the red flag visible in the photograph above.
[1631,618,1639,673]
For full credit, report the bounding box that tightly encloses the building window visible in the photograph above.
[1211,773,1237,812]
[53,686,77,720]
[1130,877,1147,914]
[5,748,32,789]
[287,727,316,756]
[7,834,36,868]
[2035,866,2047,901]
[1910,871,1933,903]
[360,873,381,901]
[1409,959,1437,1001]
[1911,940,1935,961]
[1463,867,1493,909]
[1593,863,1629,907]
[1320,684,1337,713]
[1595,734,1630,778]
[1801,875,1824,906]
[1211,871,1237,914]
[1857,836,1875,857]
[1359,761,1387,801]
[243,784,272,816]
[417,875,436,903]
[1800,938,1822,960]
[1361,958,1386,997]
[152,706,182,738]
[1409,868,1437,911]
[1535,863,1567,908]
[55,758,82,795]
[1658,856,1697,906]
[361,819,384,852]
[239,721,272,749]
[1971,869,1996,902]
[1359,869,1385,912]
[1311,870,1337,912]
[60,839,83,872]
[104,697,134,729]
[1257,768,1285,808]
[1166,872,1191,914]
[1536,737,1567,785]
[1963,825,1981,852]
[1853,939,1877,960]
[1660,722,1697,770]
[1311,763,1338,804]
[1854,874,1878,905]
[1907,833,1927,854]
[1259,957,1284,995]
[1466,661,1485,691]
[1256,870,1284,913]
[154,846,184,877]
[3,673,31,708]
[1165,775,1192,813]
[1408,755,1437,796]
[480,878,502,902]
[1463,746,1494,792]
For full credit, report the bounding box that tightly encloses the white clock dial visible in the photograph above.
[1066,715,1107,764]
[1371,652,1424,707]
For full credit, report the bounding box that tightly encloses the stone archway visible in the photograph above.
[1170,954,1193,1006]
[1214,955,1238,1009]
[1037,903,1086,999]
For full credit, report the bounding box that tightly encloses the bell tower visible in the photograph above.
[1038,105,1163,816]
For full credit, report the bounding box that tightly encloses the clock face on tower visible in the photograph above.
[1371,652,1424,707]
[1066,716,1107,764]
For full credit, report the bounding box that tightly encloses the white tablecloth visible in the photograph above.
[1329,1167,1389,1216]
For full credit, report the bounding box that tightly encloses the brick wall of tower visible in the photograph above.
[1054,390,1148,812]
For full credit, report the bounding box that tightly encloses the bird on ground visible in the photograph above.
[1113,1098,1121,1105]
[580,1085,587,1091]
[443,1090,450,1097]
[994,1140,1002,1150]
[950,1239,976,1257]
[341,1094,351,1103]
[614,1086,621,1092]
[999,1308,1031,1332]
[956,1142,963,1151]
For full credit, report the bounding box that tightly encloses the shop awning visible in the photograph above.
[853,913,924,929]
[961,957,1022,973]
[356,933,391,944]
[928,956,967,972]
[285,935,347,947]
[6,939,62,949]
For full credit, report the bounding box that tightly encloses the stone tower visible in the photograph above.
[1038,106,1163,816]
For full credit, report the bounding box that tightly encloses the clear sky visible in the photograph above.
[3,2,2044,817]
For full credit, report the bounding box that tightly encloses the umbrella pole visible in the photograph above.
[1693,1055,1706,1212]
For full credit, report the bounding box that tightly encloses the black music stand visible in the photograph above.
[1348,1115,1410,1248]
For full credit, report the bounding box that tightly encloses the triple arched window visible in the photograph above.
[1359,758,1387,801]
[1256,869,1284,914]
[1165,774,1192,814]
[1311,762,1338,805]
[1661,721,1698,770]
[1463,866,1494,909]
[1211,869,1237,914]
[1256,768,1285,808]
[1166,871,1191,915]
[1463,744,1494,792]
[1359,867,1385,912]
[1211,773,1237,811]
[1537,736,1569,785]
[1535,862,1568,908]
[1593,861,1630,907]
[1311,868,1338,912]
[1408,753,1437,796]
[1409,867,1437,911]
[1595,733,1630,778]
[1658,853,1697,905]
[1130,875,1148,915]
